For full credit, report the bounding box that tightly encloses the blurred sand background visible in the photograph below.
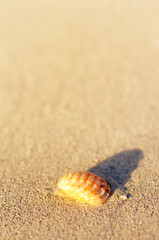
[0,0,159,239]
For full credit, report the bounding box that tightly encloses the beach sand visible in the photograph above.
[0,0,159,239]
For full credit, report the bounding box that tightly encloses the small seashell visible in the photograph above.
[57,171,111,206]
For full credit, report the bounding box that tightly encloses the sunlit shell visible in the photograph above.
[57,171,111,206]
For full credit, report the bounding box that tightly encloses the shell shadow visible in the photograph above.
[87,149,143,196]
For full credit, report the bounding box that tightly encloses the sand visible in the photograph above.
[0,0,159,239]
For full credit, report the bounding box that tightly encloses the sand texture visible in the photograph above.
[0,0,159,239]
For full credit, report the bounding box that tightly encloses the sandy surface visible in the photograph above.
[0,0,159,239]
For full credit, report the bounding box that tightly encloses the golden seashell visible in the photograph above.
[57,171,111,206]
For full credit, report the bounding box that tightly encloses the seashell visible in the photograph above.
[57,171,111,206]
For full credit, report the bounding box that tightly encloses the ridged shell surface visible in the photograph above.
[58,171,111,206]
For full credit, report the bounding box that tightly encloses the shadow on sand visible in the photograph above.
[88,149,143,196]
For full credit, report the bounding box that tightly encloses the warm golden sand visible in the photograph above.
[0,0,159,239]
